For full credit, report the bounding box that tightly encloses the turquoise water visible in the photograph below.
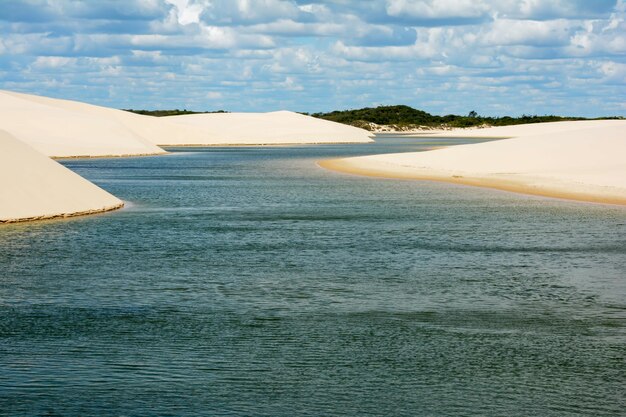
[1,137,625,416]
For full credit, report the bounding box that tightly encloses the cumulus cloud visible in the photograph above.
[31,56,77,69]
[0,0,624,116]
[386,0,489,20]
[165,0,204,25]
[481,19,575,47]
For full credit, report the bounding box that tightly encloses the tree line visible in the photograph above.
[123,105,620,129]
[308,105,603,129]
[123,109,228,117]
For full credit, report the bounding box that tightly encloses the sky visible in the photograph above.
[0,0,625,116]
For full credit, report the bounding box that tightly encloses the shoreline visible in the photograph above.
[159,140,374,147]
[318,158,626,207]
[0,202,124,224]
[52,152,167,160]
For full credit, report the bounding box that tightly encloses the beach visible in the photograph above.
[319,120,626,206]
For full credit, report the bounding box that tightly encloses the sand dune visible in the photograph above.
[0,130,123,223]
[1,90,216,151]
[0,89,374,223]
[433,120,621,138]
[0,90,372,156]
[0,90,166,158]
[320,120,626,205]
[162,111,374,145]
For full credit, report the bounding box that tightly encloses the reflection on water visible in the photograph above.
[1,137,625,416]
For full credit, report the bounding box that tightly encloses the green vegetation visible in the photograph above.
[310,105,601,130]
[123,109,228,117]
[124,105,621,131]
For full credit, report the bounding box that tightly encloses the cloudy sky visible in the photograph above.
[1,0,625,116]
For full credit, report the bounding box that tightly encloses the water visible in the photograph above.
[1,136,625,416]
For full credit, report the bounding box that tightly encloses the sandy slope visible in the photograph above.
[0,130,123,223]
[432,120,619,138]
[0,90,167,158]
[162,111,374,145]
[0,90,372,154]
[319,120,626,205]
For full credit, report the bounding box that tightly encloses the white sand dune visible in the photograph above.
[0,90,372,156]
[0,89,374,224]
[162,111,374,145]
[320,120,626,205]
[0,90,167,158]
[0,130,123,223]
[433,120,621,138]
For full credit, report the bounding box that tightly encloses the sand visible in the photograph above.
[162,111,374,145]
[0,130,123,223]
[1,90,372,156]
[431,120,622,139]
[320,120,626,205]
[0,90,167,158]
[0,89,374,223]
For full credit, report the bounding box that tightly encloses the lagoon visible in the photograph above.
[1,136,624,416]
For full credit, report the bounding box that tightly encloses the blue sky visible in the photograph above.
[1,0,625,116]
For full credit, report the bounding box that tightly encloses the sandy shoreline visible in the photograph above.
[318,159,626,206]
[0,203,124,224]
[319,120,626,206]
[51,152,167,160]
[160,141,372,147]
[2,89,624,222]
[0,130,125,223]
[0,89,373,223]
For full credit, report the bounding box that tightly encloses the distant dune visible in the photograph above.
[0,89,375,223]
[162,111,374,145]
[0,90,372,158]
[0,130,123,223]
[432,120,622,138]
[320,120,626,205]
[0,90,166,158]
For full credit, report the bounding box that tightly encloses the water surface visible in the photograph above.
[1,136,625,416]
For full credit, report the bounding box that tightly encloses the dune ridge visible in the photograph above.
[0,90,372,158]
[0,89,374,223]
[0,130,124,223]
[319,120,626,205]
[162,111,374,145]
[432,120,622,138]
[0,90,167,158]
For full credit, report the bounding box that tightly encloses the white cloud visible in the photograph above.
[32,56,77,68]
[165,0,204,25]
[247,19,344,37]
[598,61,626,82]
[386,0,489,19]
[199,0,300,24]
[482,18,574,47]
[0,0,624,116]
[278,76,304,91]
[493,0,617,19]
